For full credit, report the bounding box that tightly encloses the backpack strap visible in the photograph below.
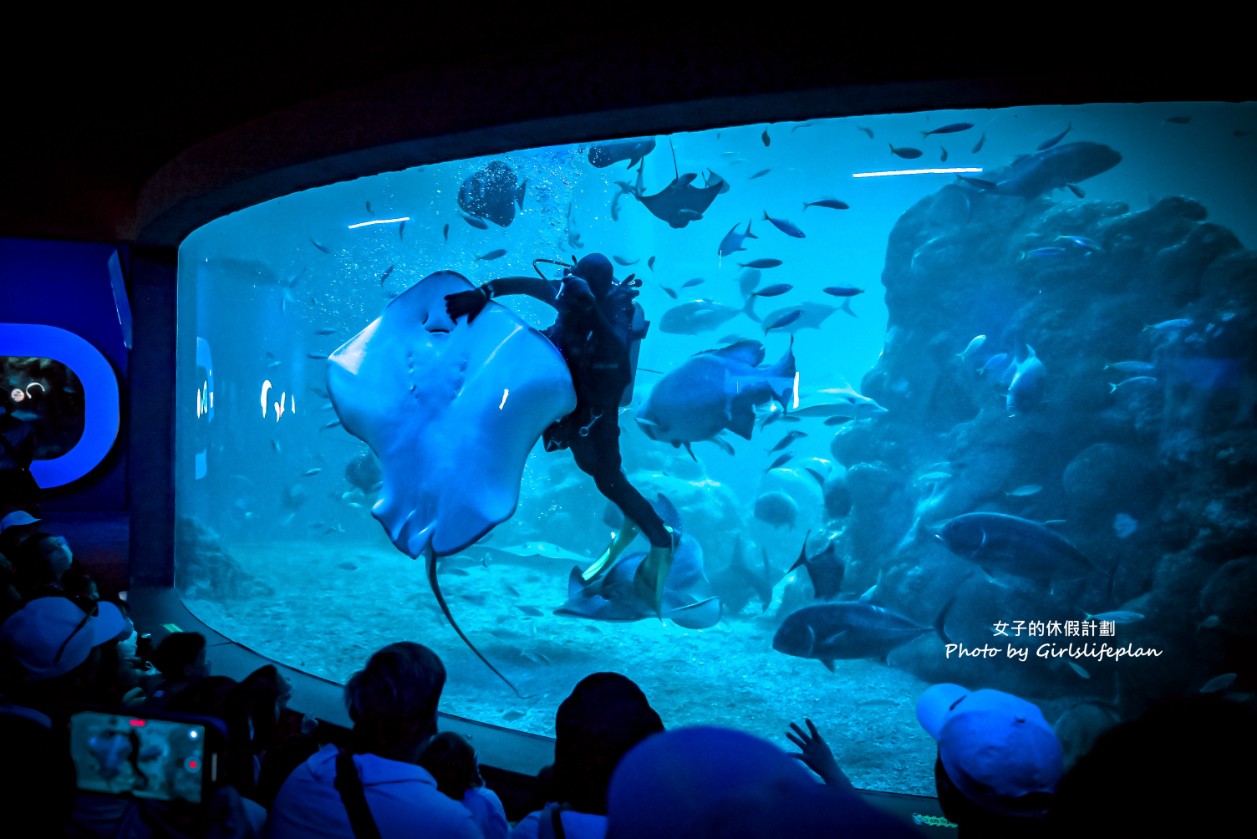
[334,748,383,839]
[538,802,568,839]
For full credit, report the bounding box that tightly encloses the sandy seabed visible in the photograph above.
[184,540,937,797]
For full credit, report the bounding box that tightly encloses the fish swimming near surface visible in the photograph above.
[889,144,924,159]
[971,132,986,153]
[718,219,758,258]
[922,122,974,137]
[803,198,849,211]
[788,533,844,600]
[659,299,753,335]
[637,339,796,447]
[935,512,1101,588]
[556,495,721,629]
[763,211,806,238]
[588,137,656,169]
[960,141,1121,200]
[772,595,953,670]
[457,160,528,227]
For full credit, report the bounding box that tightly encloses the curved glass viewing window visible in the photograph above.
[174,101,1257,796]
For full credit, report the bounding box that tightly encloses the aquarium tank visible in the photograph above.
[174,101,1257,796]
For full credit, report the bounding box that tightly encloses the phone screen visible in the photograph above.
[69,710,217,803]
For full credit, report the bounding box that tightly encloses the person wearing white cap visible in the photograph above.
[0,594,133,836]
[916,682,1063,837]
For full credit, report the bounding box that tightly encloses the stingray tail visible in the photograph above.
[424,546,524,698]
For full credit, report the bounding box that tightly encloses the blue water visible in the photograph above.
[175,100,1257,795]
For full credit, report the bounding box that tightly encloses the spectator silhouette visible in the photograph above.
[265,640,481,838]
[420,730,508,839]
[510,671,664,839]
[142,630,210,711]
[0,593,131,838]
[1047,692,1257,837]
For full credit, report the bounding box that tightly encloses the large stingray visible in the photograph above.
[327,270,575,694]
[628,139,730,228]
[555,495,722,628]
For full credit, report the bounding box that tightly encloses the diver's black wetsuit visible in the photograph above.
[470,260,670,551]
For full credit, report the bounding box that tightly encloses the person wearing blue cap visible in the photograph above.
[916,683,1063,837]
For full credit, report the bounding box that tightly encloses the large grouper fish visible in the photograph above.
[635,339,796,453]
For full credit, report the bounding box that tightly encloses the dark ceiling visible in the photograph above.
[2,19,1249,247]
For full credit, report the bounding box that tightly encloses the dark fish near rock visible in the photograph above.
[935,512,1100,586]
[803,198,849,211]
[637,339,795,445]
[766,451,794,471]
[772,596,951,670]
[588,137,656,169]
[457,160,528,227]
[788,533,844,600]
[769,429,806,453]
[962,141,1121,200]
[1006,344,1047,415]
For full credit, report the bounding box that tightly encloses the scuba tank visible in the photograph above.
[622,298,648,407]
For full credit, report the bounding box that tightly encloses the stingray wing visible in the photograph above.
[327,270,576,558]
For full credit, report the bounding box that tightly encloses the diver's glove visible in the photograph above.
[445,286,491,323]
[559,274,595,310]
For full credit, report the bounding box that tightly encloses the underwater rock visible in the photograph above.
[1199,557,1257,636]
[844,462,914,566]
[753,490,798,529]
[821,468,851,520]
[175,516,272,601]
[1062,443,1161,526]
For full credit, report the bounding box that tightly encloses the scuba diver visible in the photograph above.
[444,252,676,615]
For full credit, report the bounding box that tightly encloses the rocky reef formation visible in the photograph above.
[822,166,1256,714]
